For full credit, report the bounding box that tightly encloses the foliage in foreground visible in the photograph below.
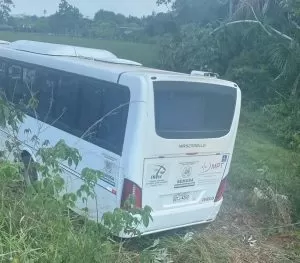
[0,119,299,263]
[0,95,154,261]
[0,168,157,263]
[0,175,116,263]
[0,157,299,263]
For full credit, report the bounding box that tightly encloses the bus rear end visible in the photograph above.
[140,77,240,235]
[120,75,241,236]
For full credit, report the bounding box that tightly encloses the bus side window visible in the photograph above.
[77,78,104,144]
[35,69,58,123]
[7,64,22,104]
[22,67,37,115]
[77,78,130,155]
[101,85,130,152]
[54,75,80,135]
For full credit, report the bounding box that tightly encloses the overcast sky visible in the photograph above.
[12,0,168,18]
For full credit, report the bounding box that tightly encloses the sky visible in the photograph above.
[12,0,169,18]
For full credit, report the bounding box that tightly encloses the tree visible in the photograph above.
[211,0,300,148]
[94,9,126,25]
[49,0,83,35]
[0,0,13,23]
[212,0,300,97]
[144,12,178,36]
[157,0,231,24]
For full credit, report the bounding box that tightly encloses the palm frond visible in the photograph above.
[268,41,300,83]
[268,43,290,72]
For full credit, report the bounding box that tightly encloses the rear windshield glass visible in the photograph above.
[153,81,237,139]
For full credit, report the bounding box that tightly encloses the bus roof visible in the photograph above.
[0,40,235,87]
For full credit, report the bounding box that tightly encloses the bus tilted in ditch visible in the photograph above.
[0,40,241,237]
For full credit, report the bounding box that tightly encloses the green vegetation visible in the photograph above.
[0,123,299,263]
[0,31,160,67]
[231,119,300,219]
[0,0,300,262]
[158,0,300,151]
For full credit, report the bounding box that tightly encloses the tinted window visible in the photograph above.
[7,64,23,104]
[78,79,130,155]
[54,75,80,134]
[4,63,38,112]
[154,81,237,139]
[0,58,130,155]
[35,69,58,122]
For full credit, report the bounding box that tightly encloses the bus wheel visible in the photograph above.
[21,152,38,187]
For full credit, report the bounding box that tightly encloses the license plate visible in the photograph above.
[173,192,191,203]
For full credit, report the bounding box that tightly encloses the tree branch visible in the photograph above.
[212,20,294,43]
[244,2,272,36]
[288,13,300,31]
[268,26,293,42]
[211,20,271,35]
[290,19,300,30]
[212,1,295,43]
[80,102,130,141]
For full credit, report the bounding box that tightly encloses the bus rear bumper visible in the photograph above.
[119,199,223,238]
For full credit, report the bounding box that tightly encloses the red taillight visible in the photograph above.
[121,179,142,208]
[214,178,227,202]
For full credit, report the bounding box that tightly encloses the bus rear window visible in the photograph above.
[153,81,237,139]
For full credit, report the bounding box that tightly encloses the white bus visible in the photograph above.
[0,40,241,237]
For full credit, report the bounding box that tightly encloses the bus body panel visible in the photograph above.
[134,200,223,237]
[118,75,148,192]
[16,115,120,218]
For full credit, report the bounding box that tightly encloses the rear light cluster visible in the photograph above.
[214,177,227,202]
[121,179,142,208]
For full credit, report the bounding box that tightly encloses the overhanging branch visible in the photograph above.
[268,26,293,42]
[212,1,294,43]
[211,20,294,43]
[290,20,300,31]
[211,20,271,35]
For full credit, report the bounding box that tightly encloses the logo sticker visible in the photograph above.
[181,165,192,178]
[101,158,117,187]
[201,162,211,173]
[145,164,169,188]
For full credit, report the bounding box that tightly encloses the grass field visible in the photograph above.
[231,119,300,217]
[0,31,160,67]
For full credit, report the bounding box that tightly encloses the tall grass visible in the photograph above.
[0,176,141,263]
[1,120,299,262]
[230,115,300,220]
